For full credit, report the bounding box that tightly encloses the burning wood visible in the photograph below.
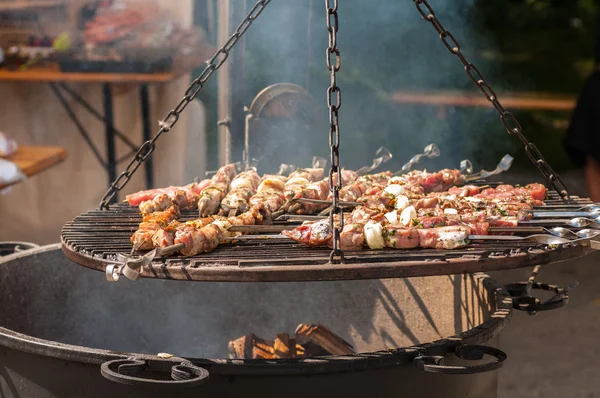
[228,334,276,360]
[295,324,355,356]
[228,324,354,359]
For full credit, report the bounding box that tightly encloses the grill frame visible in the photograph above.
[61,193,597,283]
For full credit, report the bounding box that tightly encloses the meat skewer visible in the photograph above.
[198,164,238,217]
[130,205,181,251]
[286,170,360,214]
[167,169,328,256]
[132,168,325,254]
[129,164,236,251]
[282,215,475,251]
[125,180,211,206]
[248,176,288,216]
[174,208,264,256]
[139,188,198,215]
[314,168,468,216]
[219,169,261,216]
[283,182,549,251]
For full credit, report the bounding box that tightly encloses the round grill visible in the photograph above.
[61,197,596,283]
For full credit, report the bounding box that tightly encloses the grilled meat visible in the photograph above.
[288,170,359,214]
[282,214,475,251]
[126,180,211,206]
[130,205,180,250]
[139,188,199,215]
[249,177,288,214]
[174,208,263,256]
[220,170,261,215]
[198,164,237,217]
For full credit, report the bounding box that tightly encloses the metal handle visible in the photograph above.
[504,281,575,314]
[413,345,507,375]
[101,357,209,388]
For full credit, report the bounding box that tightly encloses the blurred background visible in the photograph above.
[1,0,597,243]
[0,1,599,396]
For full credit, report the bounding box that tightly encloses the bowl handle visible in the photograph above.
[101,357,209,388]
[413,345,507,375]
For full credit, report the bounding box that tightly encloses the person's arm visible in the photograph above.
[585,155,600,202]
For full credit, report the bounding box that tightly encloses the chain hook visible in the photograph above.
[412,0,570,200]
[325,0,344,264]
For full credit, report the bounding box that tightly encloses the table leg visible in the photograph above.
[103,83,118,202]
[140,84,154,189]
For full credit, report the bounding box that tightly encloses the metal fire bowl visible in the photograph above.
[61,204,596,283]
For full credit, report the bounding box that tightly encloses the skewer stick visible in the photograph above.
[229,225,295,233]
[289,197,362,207]
[489,226,546,234]
[393,144,440,176]
[464,154,514,182]
[275,214,329,222]
[223,234,288,242]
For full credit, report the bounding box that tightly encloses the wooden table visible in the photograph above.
[390,90,577,111]
[0,146,67,190]
[0,66,180,201]
[0,66,176,83]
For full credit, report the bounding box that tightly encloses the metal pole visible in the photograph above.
[103,83,118,202]
[139,84,154,189]
[217,0,232,166]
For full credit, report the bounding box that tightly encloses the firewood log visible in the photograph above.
[294,324,355,356]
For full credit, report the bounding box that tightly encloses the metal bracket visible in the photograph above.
[504,281,578,315]
[413,344,507,374]
[106,244,184,282]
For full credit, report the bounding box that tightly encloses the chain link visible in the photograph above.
[325,0,345,263]
[99,0,272,209]
[412,0,570,200]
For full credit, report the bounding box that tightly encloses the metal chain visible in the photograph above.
[326,0,344,263]
[99,0,272,209]
[412,0,570,200]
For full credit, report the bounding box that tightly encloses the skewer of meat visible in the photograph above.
[248,176,288,216]
[125,180,211,206]
[365,178,545,214]
[152,217,215,248]
[286,170,360,214]
[284,183,549,251]
[130,205,181,251]
[173,207,264,256]
[139,188,199,215]
[285,183,547,251]
[282,215,475,251]
[139,168,324,254]
[129,164,235,250]
[333,171,392,202]
[168,168,363,256]
[219,169,261,216]
[198,163,238,217]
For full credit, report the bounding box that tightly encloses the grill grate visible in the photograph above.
[61,190,597,282]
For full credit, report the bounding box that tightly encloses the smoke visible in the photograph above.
[242,0,518,174]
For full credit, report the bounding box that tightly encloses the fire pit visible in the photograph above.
[0,245,512,397]
[1,1,594,397]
